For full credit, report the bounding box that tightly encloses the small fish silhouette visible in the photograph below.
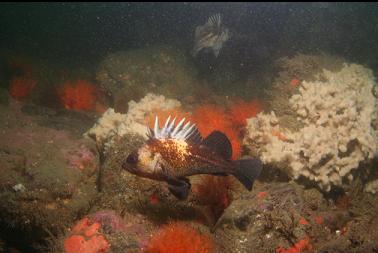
[192,14,231,58]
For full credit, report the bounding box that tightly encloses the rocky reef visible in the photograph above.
[1,49,378,253]
[0,102,99,251]
[96,46,199,113]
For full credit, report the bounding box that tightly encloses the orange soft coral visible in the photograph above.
[59,79,98,111]
[64,217,110,253]
[192,104,241,159]
[145,222,214,253]
[9,76,37,100]
[229,99,263,131]
[192,175,235,222]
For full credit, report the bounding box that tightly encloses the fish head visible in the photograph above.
[122,142,165,180]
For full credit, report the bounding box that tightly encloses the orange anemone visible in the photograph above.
[9,76,37,100]
[143,104,241,159]
[58,79,99,112]
[229,99,263,130]
[191,104,241,159]
[145,222,214,253]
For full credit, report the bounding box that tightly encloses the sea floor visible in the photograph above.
[0,97,377,253]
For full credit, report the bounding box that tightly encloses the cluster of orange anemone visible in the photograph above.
[6,57,107,113]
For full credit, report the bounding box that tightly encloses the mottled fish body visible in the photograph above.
[123,116,262,200]
[146,137,233,177]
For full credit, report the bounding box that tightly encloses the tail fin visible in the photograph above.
[232,158,262,191]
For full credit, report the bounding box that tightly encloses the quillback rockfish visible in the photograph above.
[123,116,262,200]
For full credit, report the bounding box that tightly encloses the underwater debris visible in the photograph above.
[144,222,215,253]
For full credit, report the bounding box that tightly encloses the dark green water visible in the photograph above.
[1,2,377,72]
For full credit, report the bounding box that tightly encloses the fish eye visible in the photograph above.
[126,152,138,164]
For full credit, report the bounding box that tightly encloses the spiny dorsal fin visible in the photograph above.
[207,13,221,28]
[149,115,203,145]
[202,131,232,160]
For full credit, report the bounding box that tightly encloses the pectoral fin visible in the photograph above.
[166,176,191,200]
[168,183,190,200]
